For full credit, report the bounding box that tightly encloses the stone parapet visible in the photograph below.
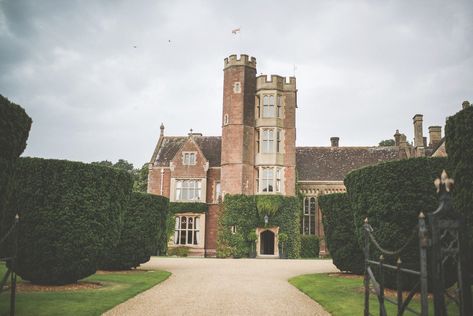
[224,54,257,69]
[256,75,296,91]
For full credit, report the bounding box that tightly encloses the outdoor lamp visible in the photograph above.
[264,214,268,226]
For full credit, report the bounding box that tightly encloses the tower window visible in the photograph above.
[277,95,282,117]
[261,167,274,192]
[276,130,281,153]
[224,114,229,125]
[233,82,241,93]
[263,95,275,118]
[262,129,274,153]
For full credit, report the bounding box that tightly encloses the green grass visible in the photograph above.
[0,264,170,316]
[289,273,465,316]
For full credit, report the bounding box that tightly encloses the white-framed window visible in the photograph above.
[233,82,241,93]
[230,225,237,234]
[183,152,196,165]
[256,129,260,153]
[277,95,282,117]
[262,129,274,153]
[276,130,281,152]
[215,181,221,203]
[175,179,202,201]
[262,95,275,118]
[257,167,283,193]
[302,197,317,235]
[174,215,200,245]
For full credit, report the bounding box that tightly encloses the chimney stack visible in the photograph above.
[428,126,442,147]
[413,114,424,148]
[330,137,339,147]
[160,123,165,137]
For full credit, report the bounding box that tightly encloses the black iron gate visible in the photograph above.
[363,171,472,316]
[0,214,19,316]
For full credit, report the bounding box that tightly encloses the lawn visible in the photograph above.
[289,273,466,316]
[0,264,170,316]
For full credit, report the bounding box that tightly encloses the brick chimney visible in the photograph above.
[413,114,424,148]
[428,126,442,147]
[330,137,339,147]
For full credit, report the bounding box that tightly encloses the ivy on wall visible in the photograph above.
[217,194,301,258]
[169,202,208,214]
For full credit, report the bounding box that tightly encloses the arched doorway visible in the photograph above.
[260,230,275,255]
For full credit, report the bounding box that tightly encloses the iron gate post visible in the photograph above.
[418,212,429,316]
[363,218,370,316]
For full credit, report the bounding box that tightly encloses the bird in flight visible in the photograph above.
[232,28,240,34]
[133,45,137,48]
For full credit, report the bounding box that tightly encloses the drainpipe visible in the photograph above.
[160,168,164,195]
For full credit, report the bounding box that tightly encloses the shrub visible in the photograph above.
[168,246,190,257]
[300,235,319,258]
[0,95,32,235]
[344,157,449,288]
[6,157,133,285]
[100,192,169,270]
[217,194,301,258]
[319,193,364,274]
[445,104,473,268]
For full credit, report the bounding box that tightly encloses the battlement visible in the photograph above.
[224,54,257,69]
[256,75,296,91]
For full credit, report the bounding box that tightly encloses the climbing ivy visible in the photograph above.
[217,194,301,258]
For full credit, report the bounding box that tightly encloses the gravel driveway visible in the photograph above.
[103,257,338,316]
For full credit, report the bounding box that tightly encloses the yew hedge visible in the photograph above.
[7,157,133,285]
[0,95,32,236]
[319,193,363,274]
[445,104,473,269]
[100,192,169,270]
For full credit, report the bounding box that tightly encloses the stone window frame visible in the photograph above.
[224,114,229,125]
[302,196,317,235]
[256,166,283,193]
[175,179,202,201]
[233,81,241,93]
[182,151,197,165]
[214,181,221,203]
[258,128,282,153]
[174,215,201,246]
[262,95,275,118]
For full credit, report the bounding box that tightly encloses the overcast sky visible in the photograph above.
[1,0,472,167]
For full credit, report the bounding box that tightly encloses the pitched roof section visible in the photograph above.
[296,146,400,181]
[153,136,221,167]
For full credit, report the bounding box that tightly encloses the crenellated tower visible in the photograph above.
[221,54,257,195]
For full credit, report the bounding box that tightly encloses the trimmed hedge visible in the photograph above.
[0,95,32,235]
[319,193,363,274]
[344,157,449,288]
[6,157,133,285]
[169,202,208,214]
[217,194,301,258]
[445,104,473,268]
[300,235,319,258]
[100,192,169,270]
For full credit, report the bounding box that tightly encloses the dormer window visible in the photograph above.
[183,152,196,165]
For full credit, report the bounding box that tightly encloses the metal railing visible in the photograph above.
[363,171,472,316]
[0,214,19,316]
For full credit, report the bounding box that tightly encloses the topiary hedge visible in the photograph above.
[6,157,133,285]
[0,95,32,236]
[217,194,301,258]
[445,104,473,269]
[100,192,169,270]
[169,202,208,214]
[300,235,319,258]
[319,193,363,274]
[344,157,449,288]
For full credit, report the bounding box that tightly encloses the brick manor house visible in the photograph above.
[147,54,446,257]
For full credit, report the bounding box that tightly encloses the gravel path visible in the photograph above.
[103,257,339,316]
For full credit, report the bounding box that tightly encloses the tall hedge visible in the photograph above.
[300,235,319,258]
[100,192,169,270]
[5,157,133,285]
[344,157,448,288]
[217,194,301,258]
[0,95,32,235]
[445,104,473,269]
[319,193,363,274]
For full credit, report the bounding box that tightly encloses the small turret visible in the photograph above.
[160,123,165,137]
[224,54,256,69]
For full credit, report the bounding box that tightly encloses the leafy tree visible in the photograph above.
[91,160,113,167]
[133,163,149,193]
[113,159,134,172]
[378,139,395,146]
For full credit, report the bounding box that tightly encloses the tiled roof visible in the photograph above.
[296,146,400,181]
[153,136,221,167]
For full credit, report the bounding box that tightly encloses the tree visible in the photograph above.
[378,139,395,146]
[133,163,149,193]
[91,160,113,167]
[113,159,134,172]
